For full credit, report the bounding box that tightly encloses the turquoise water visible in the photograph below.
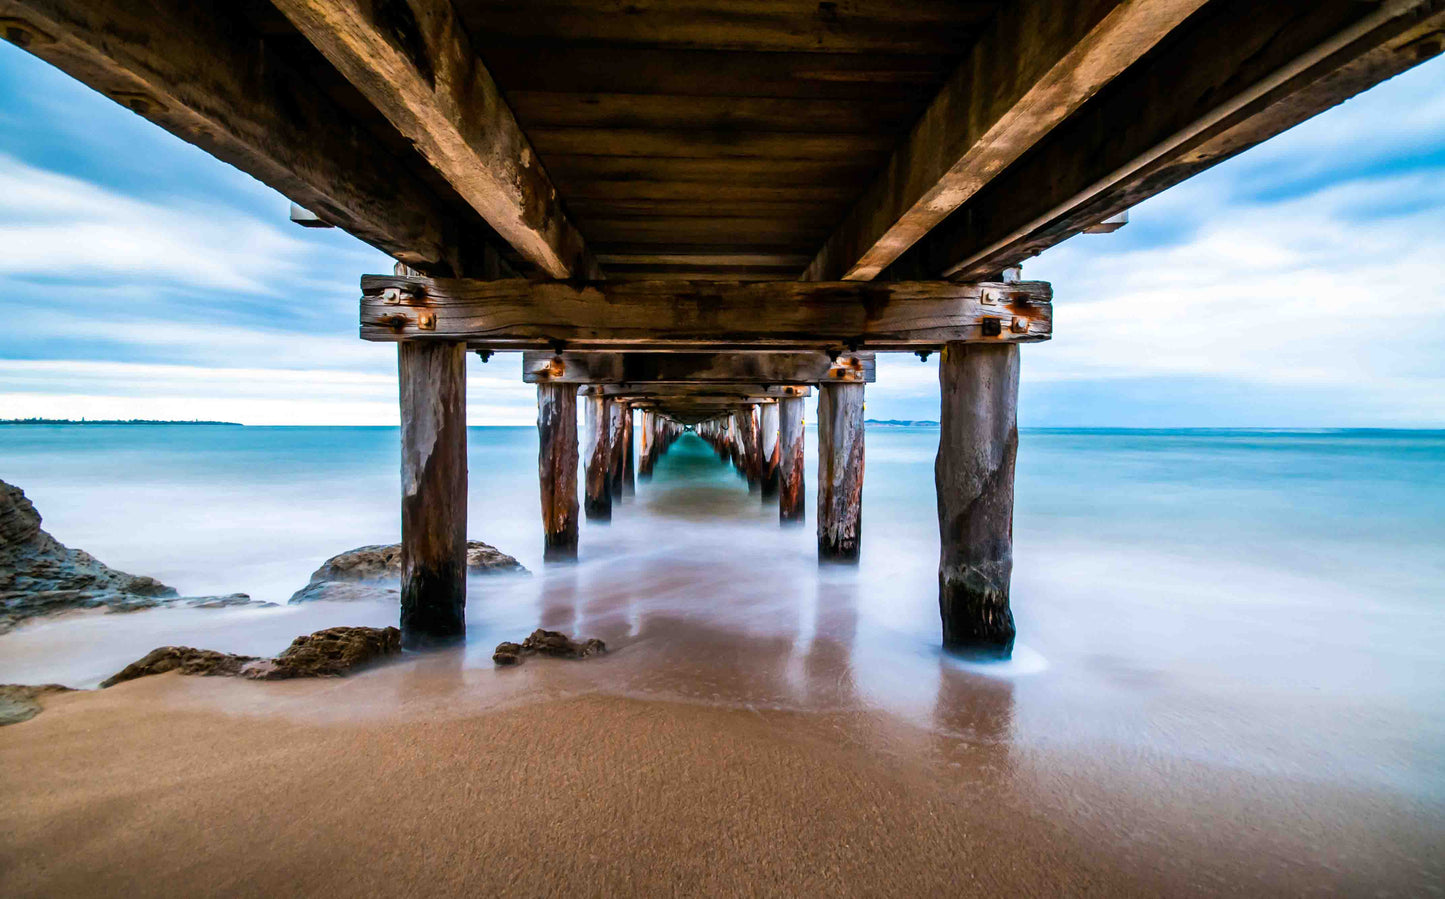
[2,425,1443,801]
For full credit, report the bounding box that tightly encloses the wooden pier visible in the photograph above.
[10,0,1440,655]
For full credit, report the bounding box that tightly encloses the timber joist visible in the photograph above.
[522,352,874,385]
[359,277,1052,351]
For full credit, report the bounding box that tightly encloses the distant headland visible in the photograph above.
[864,419,939,427]
[0,418,242,426]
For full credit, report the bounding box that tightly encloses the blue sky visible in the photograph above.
[1,41,1442,426]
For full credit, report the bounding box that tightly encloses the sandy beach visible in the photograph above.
[4,651,1442,898]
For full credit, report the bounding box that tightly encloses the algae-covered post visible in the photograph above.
[778,395,806,525]
[398,342,467,648]
[817,382,864,562]
[537,382,579,561]
[936,342,1019,658]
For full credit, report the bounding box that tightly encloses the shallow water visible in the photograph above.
[2,424,1443,805]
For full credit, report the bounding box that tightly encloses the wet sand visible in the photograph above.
[3,656,1442,898]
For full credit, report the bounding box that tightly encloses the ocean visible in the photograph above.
[2,424,1443,805]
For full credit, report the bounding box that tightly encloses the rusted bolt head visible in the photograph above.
[416,311,436,331]
[981,318,1003,338]
[1011,317,1029,334]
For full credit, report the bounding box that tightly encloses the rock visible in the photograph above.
[493,629,606,666]
[101,626,403,687]
[244,626,401,680]
[289,541,526,603]
[0,683,74,726]
[100,646,264,688]
[0,478,274,632]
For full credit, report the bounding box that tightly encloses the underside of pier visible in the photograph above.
[9,0,1441,655]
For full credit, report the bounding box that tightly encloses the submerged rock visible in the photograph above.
[0,683,74,726]
[0,478,274,633]
[100,626,403,687]
[288,541,527,603]
[493,629,606,666]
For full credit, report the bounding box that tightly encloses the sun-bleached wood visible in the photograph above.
[271,0,595,279]
[537,382,578,561]
[778,396,806,524]
[760,402,781,499]
[937,342,1019,659]
[900,0,1445,280]
[582,393,612,521]
[622,405,635,497]
[523,352,874,385]
[361,277,1051,350]
[803,0,1206,282]
[398,341,467,648]
[608,398,628,499]
[817,383,864,561]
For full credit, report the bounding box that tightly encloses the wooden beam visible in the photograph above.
[0,0,497,275]
[803,0,1207,282]
[398,342,467,648]
[937,342,1019,659]
[361,278,1051,351]
[524,352,874,385]
[537,383,578,561]
[271,0,596,279]
[817,383,864,561]
[901,0,1445,281]
[584,385,810,401]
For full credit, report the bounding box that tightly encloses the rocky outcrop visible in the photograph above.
[493,629,606,666]
[1,479,275,633]
[289,541,526,603]
[101,626,403,687]
[0,683,74,726]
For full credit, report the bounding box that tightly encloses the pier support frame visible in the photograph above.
[583,392,612,521]
[778,395,806,524]
[937,342,1019,659]
[398,341,467,649]
[537,382,578,561]
[760,402,780,499]
[817,382,864,561]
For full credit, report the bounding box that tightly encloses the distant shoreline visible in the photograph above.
[0,419,242,426]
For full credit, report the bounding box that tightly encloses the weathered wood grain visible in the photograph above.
[638,410,656,480]
[608,396,628,499]
[523,352,874,385]
[398,341,467,648]
[760,402,780,500]
[361,277,1052,350]
[740,405,763,492]
[0,0,500,275]
[817,383,864,561]
[900,0,1445,280]
[936,342,1018,659]
[778,395,806,524]
[804,0,1206,281]
[582,393,612,521]
[537,382,579,561]
[271,0,595,279]
[622,405,635,497]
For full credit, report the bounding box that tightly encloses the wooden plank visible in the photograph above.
[526,129,896,161]
[398,342,467,648]
[804,0,1208,281]
[523,352,875,385]
[546,157,877,188]
[778,396,806,524]
[537,382,578,561]
[453,0,994,54]
[817,383,864,561]
[937,342,1018,659]
[506,92,920,135]
[0,0,497,275]
[598,386,808,401]
[360,277,1052,350]
[271,0,595,279]
[594,254,814,267]
[903,0,1445,281]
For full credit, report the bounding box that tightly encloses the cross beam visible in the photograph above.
[361,277,1051,351]
[582,385,809,401]
[523,352,873,385]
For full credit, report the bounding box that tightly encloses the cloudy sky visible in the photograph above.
[1,41,1442,427]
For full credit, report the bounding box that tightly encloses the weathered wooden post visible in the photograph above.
[607,397,628,501]
[727,413,742,472]
[398,342,467,649]
[760,402,780,499]
[740,404,763,492]
[937,342,1019,659]
[537,383,578,561]
[778,395,805,524]
[582,391,612,521]
[638,409,655,479]
[817,382,864,561]
[622,404,636,496]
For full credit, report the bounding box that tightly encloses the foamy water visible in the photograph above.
[2,424,1443,802]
